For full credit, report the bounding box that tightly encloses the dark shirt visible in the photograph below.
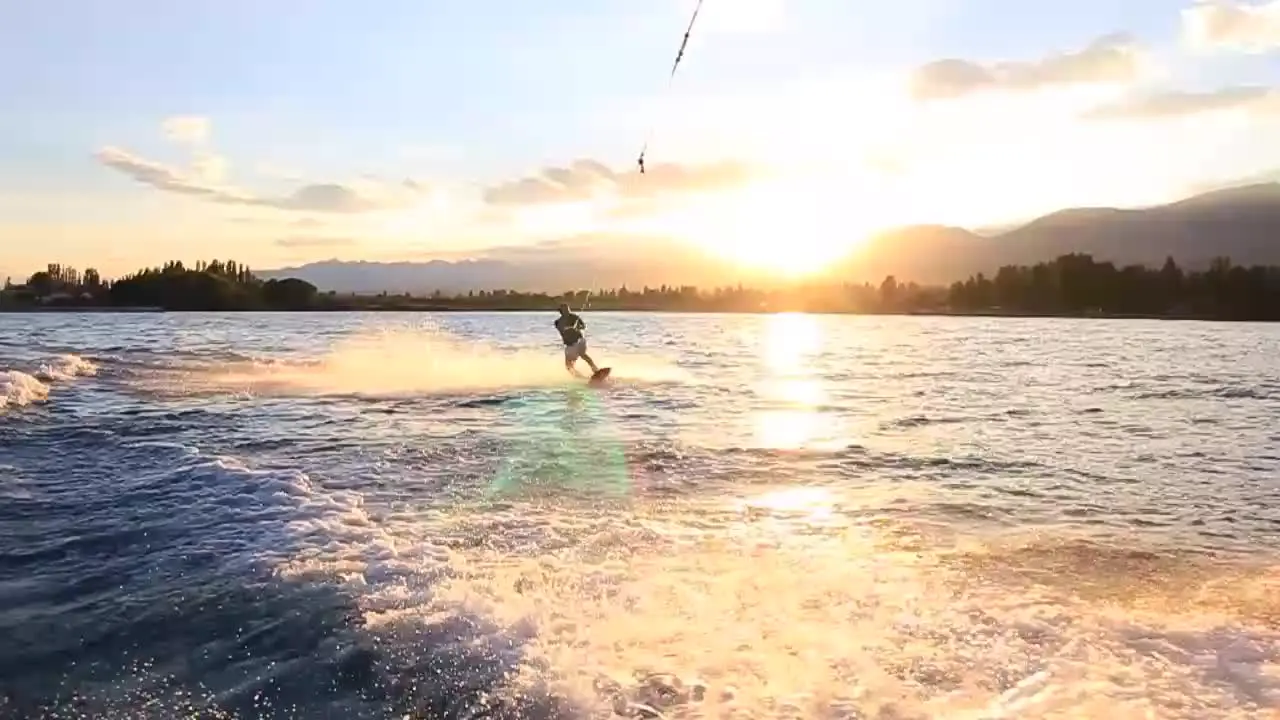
[554,312,585,346]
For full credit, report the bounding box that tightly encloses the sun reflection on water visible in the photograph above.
[755,313,829,450]
[762,312,820,375]
[738,486,837,523]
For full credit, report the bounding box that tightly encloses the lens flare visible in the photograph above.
[487,387,633,498]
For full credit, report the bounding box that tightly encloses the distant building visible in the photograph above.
[42,291,75,304]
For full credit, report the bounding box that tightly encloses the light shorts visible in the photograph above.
[563,338,587,362]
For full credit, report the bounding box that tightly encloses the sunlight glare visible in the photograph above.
[511,200,600,240]
[738,486,836,523]
[720,182,849,276]
[755,409,820,449]
[639,176,877,277]
[764,377,824,406]
[763,312,820,374]
[755,313,828,449]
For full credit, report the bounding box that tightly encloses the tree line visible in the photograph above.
[2,259,320,311]
[2,253,1279,319]
[946,254,1280,320]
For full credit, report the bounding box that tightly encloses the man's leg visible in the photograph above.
[564,344,583,377]
[576,339,598,373]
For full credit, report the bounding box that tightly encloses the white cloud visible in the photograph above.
[191,151,228,184]
[97,144,424,212]
[910,32,1146,101]
[158,115,228,184]
[96,146,407,213]
[1083,86,1280,120]
[1183,0,1280,52]
[161,115,211,145]
[481,158,755,207]
[275,236,357,249]
[98,117,429,214]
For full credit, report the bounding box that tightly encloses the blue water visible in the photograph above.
[3,311,1280,719]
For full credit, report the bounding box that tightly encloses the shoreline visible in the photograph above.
[0,306,164,313]
[5,253,1274,322]
[0,305,1252,322]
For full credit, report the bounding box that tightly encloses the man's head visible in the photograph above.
[557,302,570,315]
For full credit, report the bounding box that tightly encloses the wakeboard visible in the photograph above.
[587,367,612,387]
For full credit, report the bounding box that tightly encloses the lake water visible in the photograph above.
[2,311,1280,719]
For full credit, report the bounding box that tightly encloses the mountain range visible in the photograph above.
[260,183,1280,293]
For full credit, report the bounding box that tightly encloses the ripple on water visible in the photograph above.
[2,312,1279,718]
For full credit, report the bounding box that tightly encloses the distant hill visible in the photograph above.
[261,183,1280,292]
[840,183,1280,284]
[260,235,772,295]
[993,183,1280,270]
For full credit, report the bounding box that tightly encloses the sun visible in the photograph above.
[720,225,839,276]
[619,169,903,278]
[677,180,871,277]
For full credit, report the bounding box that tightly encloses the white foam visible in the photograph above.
[151,448,410,587]
[1,353,99,412]
[35,353,100,382]
[174,327,692,398]
[0,370,50,410]
[284,481,1280,719]
[122,448,398,584]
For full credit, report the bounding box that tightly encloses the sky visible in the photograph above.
[2,0,1280,280]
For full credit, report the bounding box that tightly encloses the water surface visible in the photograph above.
[2,311,1279,719]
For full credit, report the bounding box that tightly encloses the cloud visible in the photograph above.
[1183,0,1280,52]
[275,236,357,248]
[1083,85,1279,119]
[97,146,242,200]
[97,116,431,214]
[157,115,228,183]
[482,159,615,205]
[161,115,210,145]
[96,146,401,213]
[190,151,228,184]
[1188,166,1280,194]
[226,216,326,228]
[910,32,1144,101]
[282,183,385,213]
[481,158,755,206]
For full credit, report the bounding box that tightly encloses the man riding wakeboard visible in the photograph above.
[555,302,599,377]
